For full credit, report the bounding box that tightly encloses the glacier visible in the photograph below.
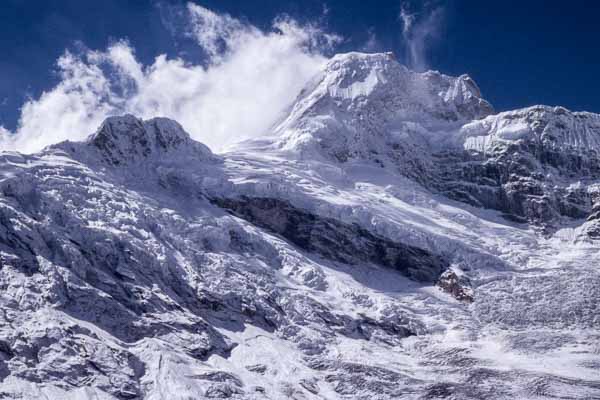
[0,52,599,399]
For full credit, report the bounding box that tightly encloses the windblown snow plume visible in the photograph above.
[0,3,339,153]
[399,1,444,71]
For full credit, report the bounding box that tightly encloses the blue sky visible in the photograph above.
[1,0,599,151]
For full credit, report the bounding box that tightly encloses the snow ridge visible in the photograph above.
[461,105,600,153]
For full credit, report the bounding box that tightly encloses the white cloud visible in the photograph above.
[186,3,251,60]
[0,3,340,153]
[399,2,444,72]
[362,28,381,53]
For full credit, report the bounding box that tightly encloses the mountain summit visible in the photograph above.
[269,52,493,158]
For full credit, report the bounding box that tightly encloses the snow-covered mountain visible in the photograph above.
[1,52,599,399]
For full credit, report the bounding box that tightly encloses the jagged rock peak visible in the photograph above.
[87,114,213,165]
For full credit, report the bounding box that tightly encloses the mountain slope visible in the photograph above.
[0,53,599,399]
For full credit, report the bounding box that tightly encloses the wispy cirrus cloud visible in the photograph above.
[399,1,444,71]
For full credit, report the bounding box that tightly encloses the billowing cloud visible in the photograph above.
[187,3,250,60]
[0,3,340,153]
[399,1,444,72]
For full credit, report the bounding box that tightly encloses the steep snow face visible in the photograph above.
[461,105,600,157]
[267,52,492,168]
[284,52,493,129]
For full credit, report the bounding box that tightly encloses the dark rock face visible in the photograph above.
[90,115,155,164]
[582,201,600,238]
[436,270,473,303]
[431,108,600,231]
[87,114,213,165]
[212,196,448,282]
[436,149,597,230]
